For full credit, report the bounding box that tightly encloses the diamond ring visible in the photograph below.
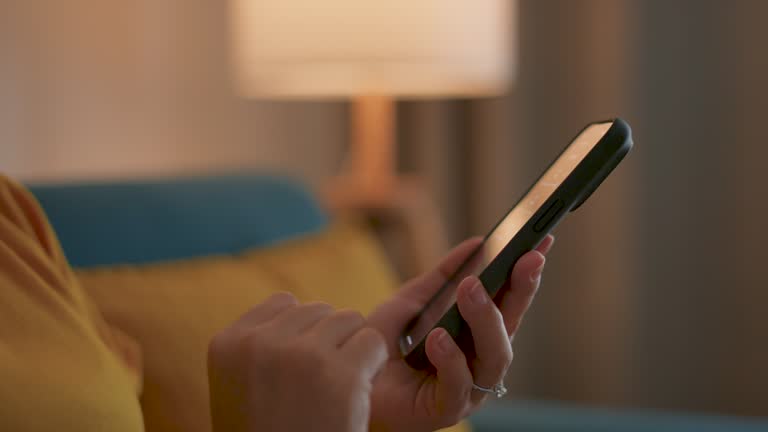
[472,382,508,398]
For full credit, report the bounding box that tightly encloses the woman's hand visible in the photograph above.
[367,235,555,431]
[207,293,388,432]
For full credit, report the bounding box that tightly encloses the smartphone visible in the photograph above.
[400,118,633,369]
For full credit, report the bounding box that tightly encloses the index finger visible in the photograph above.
[398,237,483,304]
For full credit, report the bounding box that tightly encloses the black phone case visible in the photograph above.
[404,118,633,370]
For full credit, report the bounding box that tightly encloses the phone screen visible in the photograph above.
[400,121,613,355]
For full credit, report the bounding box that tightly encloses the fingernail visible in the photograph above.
[530,261,545,282]
[469,279,488,305]
[437,329,454,354]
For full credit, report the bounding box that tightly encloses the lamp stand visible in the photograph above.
[323,95,398,206]
[349,95,397,197]
[321,95,448,277]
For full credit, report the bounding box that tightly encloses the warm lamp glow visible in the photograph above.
[230,0,515,98]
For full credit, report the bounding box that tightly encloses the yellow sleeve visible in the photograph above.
[0,175,144,432]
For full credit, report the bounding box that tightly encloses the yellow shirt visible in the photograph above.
[0,175,144,432]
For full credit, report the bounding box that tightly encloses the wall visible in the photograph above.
[0,0,346,182]
[629,0,768,415]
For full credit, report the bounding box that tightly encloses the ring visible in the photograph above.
[472,382,508,398]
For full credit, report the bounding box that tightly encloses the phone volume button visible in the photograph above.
[533,199,564,232]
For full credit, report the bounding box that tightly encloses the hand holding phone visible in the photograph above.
[365,233,556,431]
[400,118,633,369]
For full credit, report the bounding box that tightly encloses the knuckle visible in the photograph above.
[303,301,335,314]
[267,291,298,306]
[290,302,335,323]
[333,309,366,327]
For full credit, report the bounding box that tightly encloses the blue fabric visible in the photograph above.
[28,174,328,268]
[469,401,768,432]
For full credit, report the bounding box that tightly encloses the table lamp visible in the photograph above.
[229,0,515,273]
[230,0,514,197]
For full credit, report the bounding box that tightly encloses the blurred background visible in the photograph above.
[2,0,767,420]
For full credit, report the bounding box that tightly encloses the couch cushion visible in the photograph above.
[29,174,328,268]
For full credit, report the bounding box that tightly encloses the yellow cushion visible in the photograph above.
[77,220,468,432]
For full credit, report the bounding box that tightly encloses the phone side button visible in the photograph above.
[533,199,564,232]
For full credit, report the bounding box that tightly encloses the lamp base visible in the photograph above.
[320,174,447,278]
[321,95,447,277]
[347,95,397,196]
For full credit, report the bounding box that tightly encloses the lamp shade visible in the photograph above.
[230,0,515,99]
